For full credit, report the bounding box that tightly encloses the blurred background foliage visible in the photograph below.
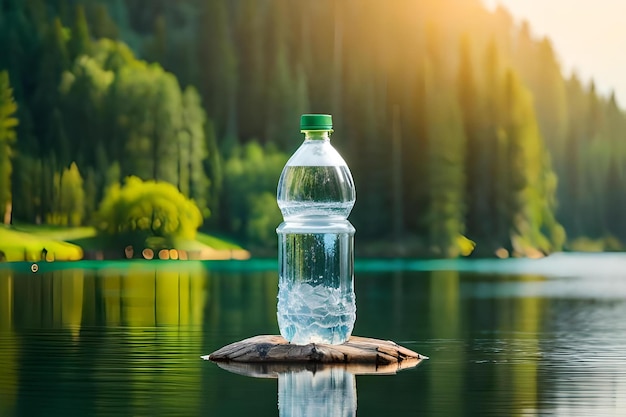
[95,176,203,245]
[1,0,625,257]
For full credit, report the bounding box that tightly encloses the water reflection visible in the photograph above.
[0,262,280,333]
[278,367,356,417]
[1,255,626,416]
[0,264,210,417]
[0,262,289,417]
[213,360,423,417]
[0,263,208,330]
[218,362,357,417]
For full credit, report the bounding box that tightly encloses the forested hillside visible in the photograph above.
[1,0,625,257]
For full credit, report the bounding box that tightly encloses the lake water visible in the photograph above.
[1,252,625,416]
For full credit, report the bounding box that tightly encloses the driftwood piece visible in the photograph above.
[203,335,427,374]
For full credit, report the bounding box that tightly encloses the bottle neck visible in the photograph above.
[303,131,331,141]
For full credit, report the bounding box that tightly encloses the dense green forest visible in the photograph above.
[1,0,626,257]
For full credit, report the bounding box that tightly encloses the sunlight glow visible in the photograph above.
[483,0,626,107]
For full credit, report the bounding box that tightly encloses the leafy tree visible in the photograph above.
[59,37,211,222]
[95,176,203,247]
[59,53,114,167]
[107,58,182,184]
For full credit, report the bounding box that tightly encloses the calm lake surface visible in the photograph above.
[1,252,626,416]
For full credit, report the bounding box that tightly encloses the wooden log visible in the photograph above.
[203,335,428,374]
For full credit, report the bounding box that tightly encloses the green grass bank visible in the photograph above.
[0,225,247,262]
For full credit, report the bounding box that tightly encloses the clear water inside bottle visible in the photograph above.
[278,165,355,220]
[277,224,355,345]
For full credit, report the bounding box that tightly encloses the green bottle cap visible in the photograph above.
[300,114,333,131]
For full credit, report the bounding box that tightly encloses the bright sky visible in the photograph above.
[483,0,626,108]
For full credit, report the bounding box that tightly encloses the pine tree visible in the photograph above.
[91,3,120,40]
[181,86,210,215]
[203,119,222,229]
[12,155,42,223]
[482,38,509,250]
[33,17,70,153]
[342,66,388,239]
[146,14,167,64]
[68,5,92,60]
[46,107,70,166]
[501,68,561,254]
[83,166,97,224]
[457,34,486,242]
[561,74,587,236]
[196,0,237,139]
[61,162,85,226]
[264,43,309,148]
[234,0,266,142]
[534,39,568,149]
[0,71,18,224]
[425,74,466,257]
[577,81,607,238]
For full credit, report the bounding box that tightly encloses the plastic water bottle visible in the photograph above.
[276,114,356,345]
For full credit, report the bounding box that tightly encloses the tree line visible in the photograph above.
[1,0,626,257]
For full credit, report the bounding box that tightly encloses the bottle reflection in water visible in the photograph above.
[276,114,356,345]
[278,367,357,417]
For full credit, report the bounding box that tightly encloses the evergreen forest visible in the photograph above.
[1,0,626,258]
